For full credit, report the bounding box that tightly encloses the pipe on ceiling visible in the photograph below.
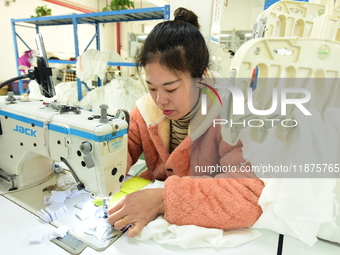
[43,0,99,13]
[43,0,124,60]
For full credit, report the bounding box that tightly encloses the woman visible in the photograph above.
[108,7,264,238]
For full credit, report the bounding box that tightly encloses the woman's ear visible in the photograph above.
[202,69,208,79]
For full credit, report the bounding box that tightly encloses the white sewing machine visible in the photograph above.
[0,94,128,198]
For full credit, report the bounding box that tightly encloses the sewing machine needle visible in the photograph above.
[103,198,109,219]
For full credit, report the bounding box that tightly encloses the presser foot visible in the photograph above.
[95,207,131,233]
[83,208,125,251]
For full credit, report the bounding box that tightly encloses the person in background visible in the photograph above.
[108,7,264,238]
[18,50,34,74]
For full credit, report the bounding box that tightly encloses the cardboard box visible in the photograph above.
[0,85,8,95]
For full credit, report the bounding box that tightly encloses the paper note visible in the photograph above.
[92,176,152,207]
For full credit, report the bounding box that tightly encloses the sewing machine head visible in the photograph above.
[0,97,128,198]
[0,34,128,198]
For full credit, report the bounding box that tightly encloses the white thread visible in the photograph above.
[44,112,59,159]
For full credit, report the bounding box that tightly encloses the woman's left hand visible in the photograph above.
[107,188,164,238]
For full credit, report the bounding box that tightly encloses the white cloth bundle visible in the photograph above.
[317,107,340,244]
[135,216,261,248]
[76,49,124,86]
[55,81,89,106]
[29,76,147,114]
[242,109,339,246]
[79,77,147,114]
[28,80,89,106]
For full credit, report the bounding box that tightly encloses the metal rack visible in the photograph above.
[11,5,170,100]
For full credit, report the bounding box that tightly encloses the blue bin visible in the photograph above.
[9,80,30,95]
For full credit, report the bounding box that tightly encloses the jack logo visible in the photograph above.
[13,125,37,137]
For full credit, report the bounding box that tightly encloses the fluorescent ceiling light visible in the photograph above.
[147,0,170,7]
[137,35,148,39]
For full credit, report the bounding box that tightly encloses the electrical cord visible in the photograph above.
[0,69,35,90]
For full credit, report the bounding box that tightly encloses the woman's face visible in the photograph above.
[145,62,199,120]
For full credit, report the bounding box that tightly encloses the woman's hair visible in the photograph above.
[135,7,209,78]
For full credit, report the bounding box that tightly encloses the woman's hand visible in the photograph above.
[107,188,164,238]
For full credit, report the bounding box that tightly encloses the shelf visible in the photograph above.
[107,62,136,67]
[11,5,170,99]
[13,6,170,26]
[48,60,77,65]
[48,60,136,67]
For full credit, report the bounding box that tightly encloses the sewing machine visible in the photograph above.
[0,94,129,199]
[0,32,129,200]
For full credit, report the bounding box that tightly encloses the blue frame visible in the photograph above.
[264,0,309,10]
[11,5,170,100]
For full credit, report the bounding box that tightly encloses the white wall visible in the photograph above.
[169,0,264,77]
[221,0,264,31]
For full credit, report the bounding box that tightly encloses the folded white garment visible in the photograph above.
[317,107,340,244]
[322,108,340,165]
[243,110,338,246]
[317,179,340,244]
[135,216,261,248]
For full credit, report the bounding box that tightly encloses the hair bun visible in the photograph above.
[174,15,188,22]
[174,7,200,29]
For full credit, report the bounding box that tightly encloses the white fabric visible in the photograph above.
[135,216,262,248]
[28,80,89,106]
[76,49,124,86]
[322,108,340,165]
[317,107,340,244]
[55,81,89,106]
[29,77,147,115]
[317,178,340,243]
[135,180,261,248]
[79,77,147,115]
[242,109,338,246]
[28,80,46,100]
